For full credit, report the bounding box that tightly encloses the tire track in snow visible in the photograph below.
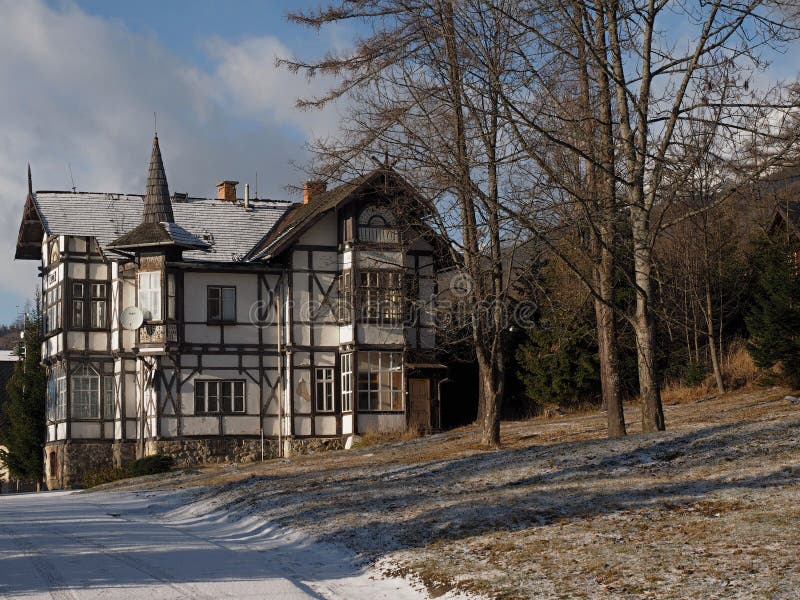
[3,523,78,600]
[43,521,217,600]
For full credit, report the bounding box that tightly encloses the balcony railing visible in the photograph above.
[138,322,178,344]
[358,225,399,244]
[139,324,164,344]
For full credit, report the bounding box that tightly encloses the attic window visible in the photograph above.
[358,207,400,244]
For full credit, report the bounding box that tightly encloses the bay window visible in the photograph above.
[357,351,403,411]
[360,271,402,321]
[71,365,100,419]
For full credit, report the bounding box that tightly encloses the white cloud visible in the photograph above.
[0,0,342,323]
[203,35,343,140]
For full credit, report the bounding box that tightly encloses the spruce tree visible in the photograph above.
[745,234,800,385]
[0,296,46,486]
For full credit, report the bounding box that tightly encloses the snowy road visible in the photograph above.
[0,490,426,599]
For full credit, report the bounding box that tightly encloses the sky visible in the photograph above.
[0,1,799,325]
[0,0,353,324]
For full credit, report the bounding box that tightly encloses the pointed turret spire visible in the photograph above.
[142,134,174,224]
[27,164,32,196]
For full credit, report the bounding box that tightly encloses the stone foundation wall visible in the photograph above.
[145,438,279,465]
[145,436,346,465]
[45,441,114,490]
[44,436,348,488]
[113,442,137,468]
[287,437,345,456]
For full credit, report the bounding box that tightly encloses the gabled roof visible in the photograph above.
[246,168,430,261]
[16,192,292,263]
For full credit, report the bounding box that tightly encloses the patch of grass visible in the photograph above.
[663,340,762,404]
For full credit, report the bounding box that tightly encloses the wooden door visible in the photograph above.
[409,378,431,431]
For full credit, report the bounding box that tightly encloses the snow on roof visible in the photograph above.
[0,350,19,362]
[33,192,293,263]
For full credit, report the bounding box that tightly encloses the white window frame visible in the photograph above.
[103,376,115,419]
[360,271,402,321]
[90,283,107,329]
[194,380,246,414]
[71,365,100,419]
[45,284,62,334]
[56,368,66,420]
[138,271,162,321]
[72,282,85,328]
[357,351,403,411]
[341,354,353,412]
[315,367,335,412]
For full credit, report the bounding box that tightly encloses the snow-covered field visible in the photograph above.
[3,386,799,599]
[0,489,445,599]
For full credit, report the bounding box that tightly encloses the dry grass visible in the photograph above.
[104,386,800,599]
[662,340,761,405]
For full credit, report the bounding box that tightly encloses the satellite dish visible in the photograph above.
[120,306,144,330]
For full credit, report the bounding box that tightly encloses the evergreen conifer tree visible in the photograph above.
[0,295,45,487]
[745,234,800,385]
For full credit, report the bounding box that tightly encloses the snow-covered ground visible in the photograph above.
[3,387,798,598]
[97,386,800,599]
[0,489,444,599]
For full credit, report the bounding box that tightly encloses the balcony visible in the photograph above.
[358,225,399,244]
[138,322,178,345]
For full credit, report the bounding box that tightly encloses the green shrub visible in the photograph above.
[82,466,126,488]
[126,454,174,477]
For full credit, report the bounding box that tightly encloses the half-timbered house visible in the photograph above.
[15,136,451,489]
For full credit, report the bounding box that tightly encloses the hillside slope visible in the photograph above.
[102,387,800,599]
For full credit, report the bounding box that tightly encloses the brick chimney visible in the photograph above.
[303,180,327,205]
[216,180,239,202]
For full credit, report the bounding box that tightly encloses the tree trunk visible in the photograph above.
[703,241,725,394]
[632,217,665,432]
[595,272,626,436]
[477,352,501,446]
[580,4,626,438]
[705,273,725,394]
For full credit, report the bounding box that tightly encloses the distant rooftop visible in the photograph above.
[0,350,19,362]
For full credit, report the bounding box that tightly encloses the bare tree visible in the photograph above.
[495,0,800,431]
[283,0,525,446]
